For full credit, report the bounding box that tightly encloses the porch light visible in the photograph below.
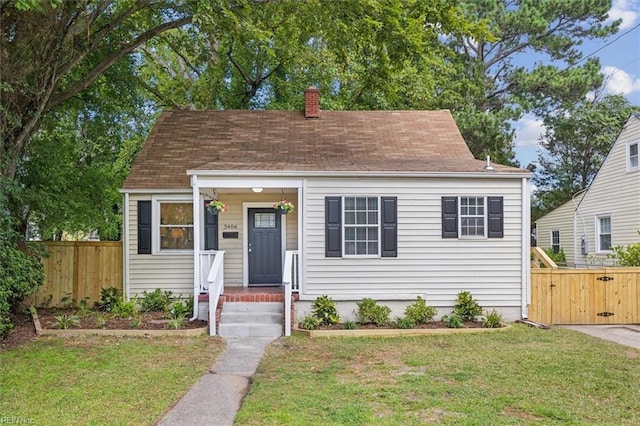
[252,187,263,193]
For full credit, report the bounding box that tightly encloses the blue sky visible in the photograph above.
[513,0,640,167]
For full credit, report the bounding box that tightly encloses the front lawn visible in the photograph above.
[237,325,640,425]
[0,335,223,425]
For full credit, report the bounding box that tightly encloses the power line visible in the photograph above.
[565,22,640,71]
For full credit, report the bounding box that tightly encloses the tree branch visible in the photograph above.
[135,76,183,109]
[48,15,192,109]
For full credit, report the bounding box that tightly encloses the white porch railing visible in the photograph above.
[206,251,225,336]
[199,251,218,292]
[283,250,299,336]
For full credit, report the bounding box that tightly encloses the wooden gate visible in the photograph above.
[530,268,640,325]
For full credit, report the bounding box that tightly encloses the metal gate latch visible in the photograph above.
[597,312,614,317]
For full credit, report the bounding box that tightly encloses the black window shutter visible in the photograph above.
[325,197,342,257]
[441,197,458,238]
[137,200,152,254]
[381,197,397,257]
[204,201,218,250]
[487,196,504,238]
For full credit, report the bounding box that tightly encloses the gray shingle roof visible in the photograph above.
[123,109,527,190]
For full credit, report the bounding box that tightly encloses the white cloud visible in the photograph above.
[601,65,640,95]
[608,0,639,30]
[514,115,546,149]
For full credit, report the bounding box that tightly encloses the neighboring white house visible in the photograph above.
[536,113,640,267]
[535,193,584,266]
[121,88,532,321]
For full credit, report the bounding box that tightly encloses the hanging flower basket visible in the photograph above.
[274,200,294,214]
[206,200,227,214]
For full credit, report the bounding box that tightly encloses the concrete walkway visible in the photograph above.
[564,324,640,350]
[157,337,277,426]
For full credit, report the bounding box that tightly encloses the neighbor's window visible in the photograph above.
[460,196,485,237]
[628,142,639,170]
[551,230,560,254]
[159,202,193,250]
[344,196,379,256]
[596,216,611,252]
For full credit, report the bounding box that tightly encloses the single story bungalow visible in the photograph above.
[121,88,532,327]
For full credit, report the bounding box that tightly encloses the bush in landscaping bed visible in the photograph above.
[357,298,391,326]
[404,296,437,324]
[453,291,483,321]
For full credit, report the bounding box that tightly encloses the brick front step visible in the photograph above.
[198,293,286,303]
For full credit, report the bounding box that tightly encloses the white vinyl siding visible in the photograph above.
[573,116,640,266]
[304,177,525,309]
[535,196,581,266]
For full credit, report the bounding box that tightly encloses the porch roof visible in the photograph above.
[123,109,528,190]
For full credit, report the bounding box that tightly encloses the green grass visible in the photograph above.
[0,335,223,425]
[236,325,640,425]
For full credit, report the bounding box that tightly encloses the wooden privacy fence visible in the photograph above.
[529,268,640,325]
[25,241,123,307]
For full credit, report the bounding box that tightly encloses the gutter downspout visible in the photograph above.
[123,193,130,301]
[190,175,200,321]
[521,177,531,319]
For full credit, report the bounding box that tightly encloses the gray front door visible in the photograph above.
[248,208,282,285]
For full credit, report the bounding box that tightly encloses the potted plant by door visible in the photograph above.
[206,200,228,214]
[274,200,294,214]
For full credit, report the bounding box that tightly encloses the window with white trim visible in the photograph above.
[596,216,611,252]
[629,142,639,170]
[343,196,379,256]
[460,196,485,237]
[158,201,193,250]
[551,230,560,254]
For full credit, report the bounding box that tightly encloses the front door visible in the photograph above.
[248,208,282,285]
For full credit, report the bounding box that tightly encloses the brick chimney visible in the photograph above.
[304,86,320,118]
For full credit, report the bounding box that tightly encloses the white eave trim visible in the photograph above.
[120,188,192,194]
[186,169,532,179]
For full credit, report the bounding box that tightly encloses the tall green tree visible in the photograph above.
[138,0,485,111]
[0,0,193,183]
[532,93,637,221]
[445,0,620,165]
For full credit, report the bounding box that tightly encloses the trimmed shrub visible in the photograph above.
[140,288,173,312]
[453,291,483,321]
[311,295,340,326]
[357,298,391,326]
[404,296,437,324]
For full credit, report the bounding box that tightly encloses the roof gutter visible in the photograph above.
[185,169,532,179]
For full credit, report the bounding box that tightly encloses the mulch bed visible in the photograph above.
[0,309,208,351]
[311,321,488,330]
[0,312,38,351]
[36,308,207,331]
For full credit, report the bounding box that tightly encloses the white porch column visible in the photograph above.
[191,175,201,320]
